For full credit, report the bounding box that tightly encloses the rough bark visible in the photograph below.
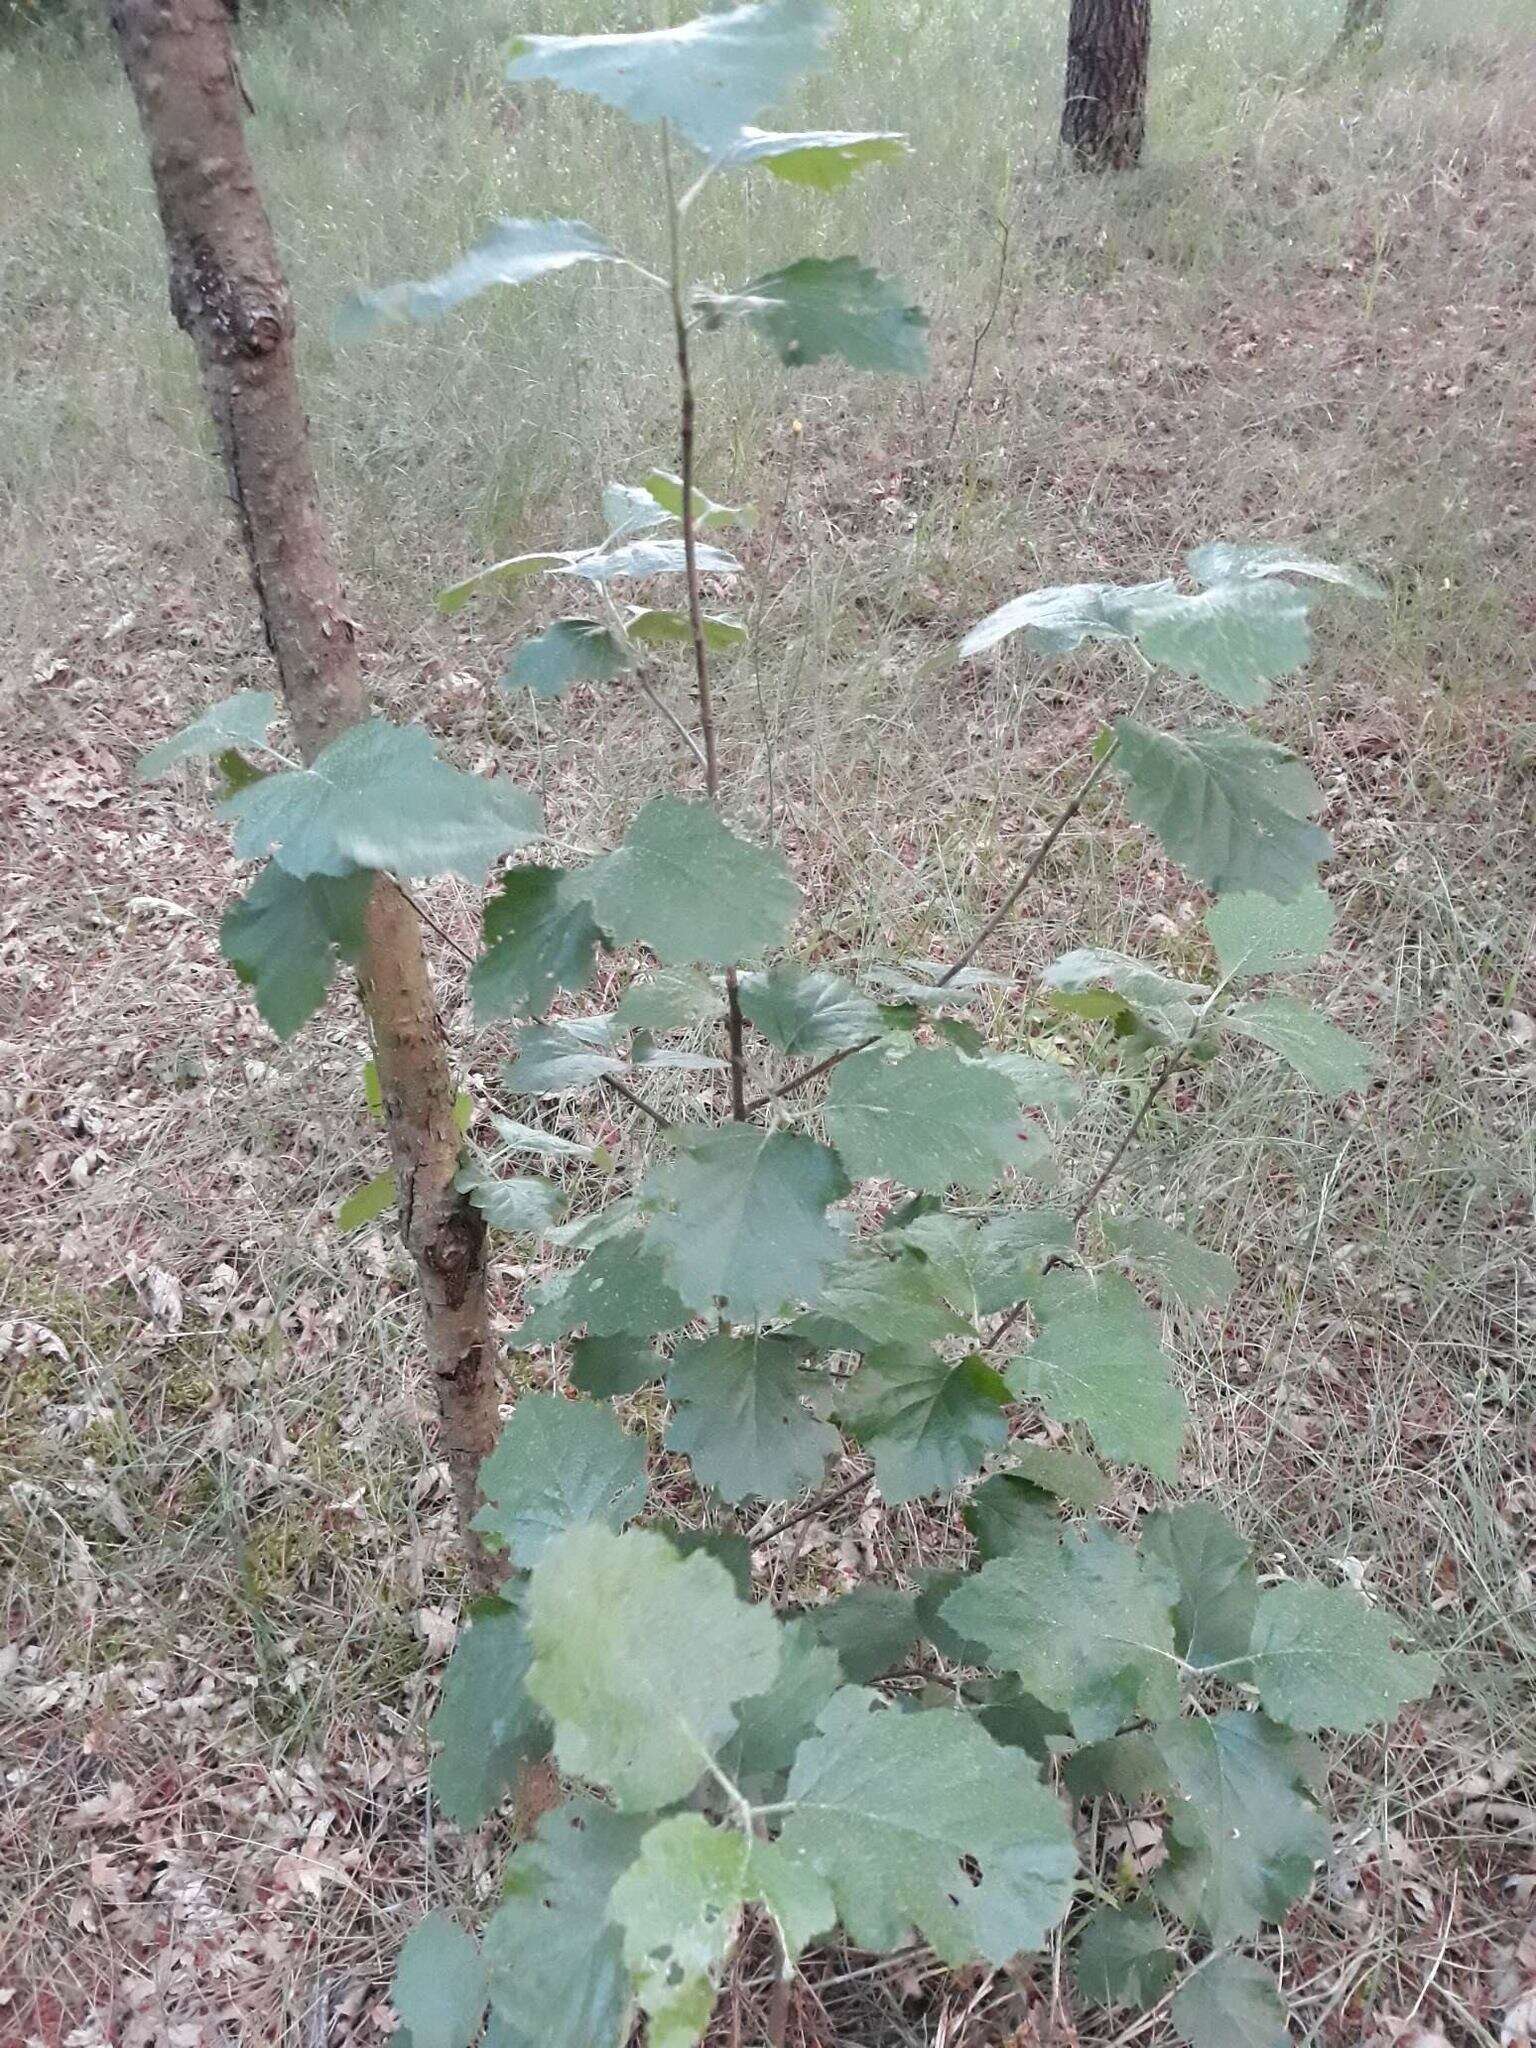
[108,0,500,1583]
[1061,0,1152,173]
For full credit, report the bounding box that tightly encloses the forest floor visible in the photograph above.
[1,4,1534,2045]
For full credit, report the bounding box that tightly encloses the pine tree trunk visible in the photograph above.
[108,0,501,1586]
[1061,0,1152,173]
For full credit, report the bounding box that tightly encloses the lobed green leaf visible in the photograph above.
[666,1332,839,1503]
[1072,1903,1177,2011]
[485,1797,647,2048]
[837,1350,1010,1504]
[1154,1712,1328,1944]
[779,1687,1077,1965]
[428,1596,547,1827]
[500,618,633,698]
[734,256,930,374]
[222,718,540,883]
[1102,1215,1238,1311]
[1170,1953,1290,2048]
[474,1393,648,1567]
[738,965,882,1055]
[647,1124,849,1321]
[1007,1271,1186,1478]
[1141,1501,1257,1669]
[1247,1582,1437,1732]
[505,0,836,158]
[826,1044,1033,1193]
[138,690,280,781]
[942,1521,1180,1741]
[578,796,801,965]
[525,1524,780,1810]
[1226,994,1376,1098]
[220,863,373,1039]
[336,217,621,342]
[473,866,604,1023]
[389,1913,486,2048]
[1111,719,1331,904]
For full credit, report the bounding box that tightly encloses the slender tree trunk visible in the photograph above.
[1060,0,1152,173]
[1334,0,1390,55]
[108,0,500,1585]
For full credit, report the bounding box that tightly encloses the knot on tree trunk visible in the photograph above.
[424,1203,490,1313]
[171,234,289,360]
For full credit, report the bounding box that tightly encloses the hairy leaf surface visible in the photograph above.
[390,1914,486,2048]
[1141,1501,1257,1669]
[570,1333,663,1398]
[139,690,280,779]
[796,1248,971,1351]
[827,1045,1030,1192]
[1205,884,1336,978]
[337,217,621,340]
[1154,1712,1328,1943]
[942,1522,1179,1741]
[738,257,929,373]
[1102,1215,1237,1311]
[779,1688,1076,1964]
[1111,720,1330,902]
[1226,995,1375,1097]
[1170,1954,1290,2048]
[485,1798,646,2048]
[429,1597,547,1827]
[648,1125,848,1319]
[893,1209,1072,1322]
[500,618,633,698]
[525,1525,780,1809]
[1042,947,1205,1045]
[514,1231,689,1344]
[1008,1272,1185,1477]
[738,966,881,1055]
[580,797,800,964]
[506,0,835,156]
[806,1586,921,1684]
[1072,1903,1177,2011]
[612,1817,832,2048]
[220,863,372,1038]
[504,1018,624,1094]
[474,1394,647,1567]
[222,719,539,882]
[838,1351,1009,1503]
[666,1333,838,1502]
[454,1161,566,1235]
[1247,1583,1437,1732]
[473,866,604,1022]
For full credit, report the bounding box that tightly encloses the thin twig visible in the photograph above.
[1069,1041,1187,1224]
[744,734,1119,1112]
[945,216,1011,453]
[662,122,750,1122]
[636,669,709,771]
[937,733,1118,984]
[743,1034,876,1116]
[389,879,474,964]
[603,1073,673,1132]
[749,1470,870,1549]
[983,1040,1189,1356]
[749,427,803,844]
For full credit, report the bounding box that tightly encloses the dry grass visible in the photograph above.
[2,1,1534,2043]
